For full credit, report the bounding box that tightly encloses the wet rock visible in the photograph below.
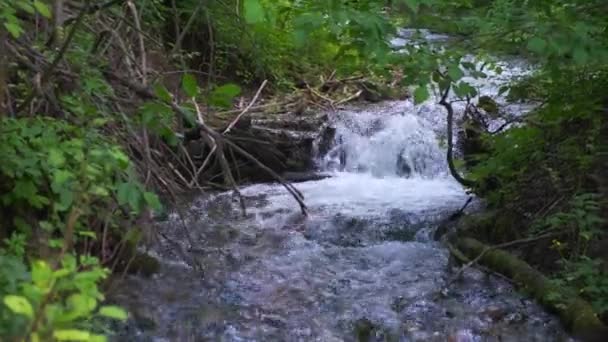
[447,329,476,342]
[354,318,377,342]
[504,312,526,324]
[384,228,416,242]
[131,311,157,332]
[316,125,337,157]
[128,253,161,277]
[480,305,508,322]
[281,171,332,183]
[391,296,408,313]
[478,96,500,117]
[186,110,329,184]
[396,150,412,177]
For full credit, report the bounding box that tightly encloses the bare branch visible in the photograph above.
[223,79,268,134]
[17,0,92,114]
[438,84,477,187]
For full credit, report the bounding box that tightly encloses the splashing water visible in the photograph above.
[110,31,571,342]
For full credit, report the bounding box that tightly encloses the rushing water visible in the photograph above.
[110,32,571,342]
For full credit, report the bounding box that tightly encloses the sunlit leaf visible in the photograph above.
[5,23,23,38]
[154,84,173,102]
[3,295,33,318]
[448,65,464,81]
[209,84,241,108]
[413,86,429,104]
[53,329,92,341]
[244,0,265,24]
[143,192,162,211]
[33,1,52,18]
[181,74,198,98]
[99,306,128,320]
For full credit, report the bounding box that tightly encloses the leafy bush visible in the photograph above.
[1,254,126,341]
[0,117,160,340]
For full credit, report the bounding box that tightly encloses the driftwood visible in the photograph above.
[454,237,607,337]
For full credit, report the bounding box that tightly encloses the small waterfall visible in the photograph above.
[111,30,568,342]
[319,104,448,178]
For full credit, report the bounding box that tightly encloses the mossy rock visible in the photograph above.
[113,239,161,277]
[456,210,521,243]
[455,237,607,337]
[478,96,500,117]
[128,253,161,277]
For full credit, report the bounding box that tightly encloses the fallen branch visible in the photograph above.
[170,101,308,215]
[455,237,607,336]
[447,231,562,285]
[221,136,308,216]
[335,90,363,105]
[223,79,268,134]
[108,72,307,213]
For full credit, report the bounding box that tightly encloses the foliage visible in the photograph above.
[2,0,608,337]
[1,0,51,38]
[532,194,608,314]
[0,117,159,339]
[1,254,127,341]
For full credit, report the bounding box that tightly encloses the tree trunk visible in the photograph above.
[0,28,7,117]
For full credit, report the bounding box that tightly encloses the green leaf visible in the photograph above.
[154,84,173,102]
[89,334,108,342]
[16,2,35,14]
[48,149,66,167]
[32,260,53,288]
[67,294,97,318]
[77,230,98,239]
[34,1,52,18]
[99,306,128,320]
[448,65,464,81]
[117,182,142,212]
[498,85,510,96]
[527,37,547,54]
[572,47,588,65]
[454,82,477,98]
[143,192,162,211]
[5,22,23,38]
[404,0,420,13]
[181,74,198,98]
[53,329,92,341]
[209,84,241,108]
[3,295,34,319]
[244,0,265,24]
[413,86,429,104]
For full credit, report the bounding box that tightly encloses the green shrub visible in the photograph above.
[0,117,160,340]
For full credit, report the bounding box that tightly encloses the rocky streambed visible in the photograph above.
[109,101,571,341]
[108,31,574,342]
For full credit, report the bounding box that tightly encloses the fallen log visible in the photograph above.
[455,237,607,339]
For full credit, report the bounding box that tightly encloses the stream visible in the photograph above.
[110,32,572,342]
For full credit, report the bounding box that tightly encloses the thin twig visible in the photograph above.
[16,0,92,114]
[223,79,268,134]
[169,0,205,57]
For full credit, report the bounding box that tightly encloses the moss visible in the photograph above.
[456,237,606,336]
[456,211,523,243]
